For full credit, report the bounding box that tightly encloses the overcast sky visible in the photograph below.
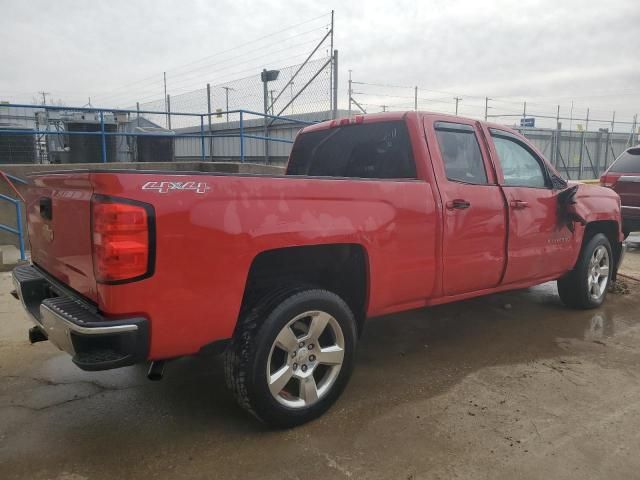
[1,0,638,126]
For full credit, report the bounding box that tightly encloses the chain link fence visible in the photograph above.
[347,78,639,179]
[129,56,333,130]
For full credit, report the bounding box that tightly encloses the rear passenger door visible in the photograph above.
[426,119,507,296]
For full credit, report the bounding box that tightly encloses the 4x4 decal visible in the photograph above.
[142,181,211,194]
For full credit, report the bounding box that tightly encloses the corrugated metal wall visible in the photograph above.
[174,124,301,159]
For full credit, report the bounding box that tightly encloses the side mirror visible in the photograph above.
[551,174,568,190]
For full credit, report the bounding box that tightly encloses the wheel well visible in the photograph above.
[242,244,369,334]
[583,220,622,280]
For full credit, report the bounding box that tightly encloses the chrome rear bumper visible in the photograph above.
[12,264,149,371]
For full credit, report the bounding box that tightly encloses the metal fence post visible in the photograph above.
[166,95,172,130]
[99,111,107,163]
[207,83,213,161]
[240,110,244,163]
[578,130,585,180]
[200,115,205,162]
[348,70,352,117]
[603,131,611,170]
[332,50,338,119]
[16,201,25,261]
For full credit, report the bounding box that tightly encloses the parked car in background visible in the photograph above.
[12,112,625,427]
[601,146,640,238]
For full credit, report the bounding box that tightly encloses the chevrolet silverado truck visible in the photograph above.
[12,112,624,427]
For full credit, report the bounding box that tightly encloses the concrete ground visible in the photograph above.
[1,239,640,480]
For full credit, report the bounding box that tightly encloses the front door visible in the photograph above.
[485,127,576,284]
[427,119,507,296]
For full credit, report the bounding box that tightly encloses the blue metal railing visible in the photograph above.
[0,104,316,164]
[0,172,27,261]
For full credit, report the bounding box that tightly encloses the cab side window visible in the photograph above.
[491,132,548,188]
[435,122,488,185]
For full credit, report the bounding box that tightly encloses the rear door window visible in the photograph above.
[434,122,488,185]
[286,121,417,179]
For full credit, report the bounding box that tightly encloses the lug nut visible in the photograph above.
[309,355,316,362]
[308,344,314,350]
[301,364,308,372]
[293,363,298,370]
[299,341,305,348]
[292,351,297,358]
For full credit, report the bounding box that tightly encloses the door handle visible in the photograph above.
[446,199,471,210]
[510,200,529,209]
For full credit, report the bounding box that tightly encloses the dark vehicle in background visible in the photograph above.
[601,146,640,238]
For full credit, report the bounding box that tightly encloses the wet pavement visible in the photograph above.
[1,241,640,479]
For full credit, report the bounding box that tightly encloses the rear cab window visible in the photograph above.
[286,121,417,179]
[609,147,640,173]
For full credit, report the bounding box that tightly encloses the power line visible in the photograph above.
[93,14,331,99]
[95,37,329,105]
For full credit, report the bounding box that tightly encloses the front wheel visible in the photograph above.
[225,288,357,427]
[557,233,612,309]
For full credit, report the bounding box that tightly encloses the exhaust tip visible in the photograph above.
[147,360,166,381]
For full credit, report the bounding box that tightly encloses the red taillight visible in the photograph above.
[91,195,154,283]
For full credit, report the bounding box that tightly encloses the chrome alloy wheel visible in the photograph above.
[267,310,345,408]
[588,245,610,301]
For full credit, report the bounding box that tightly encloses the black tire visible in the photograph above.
[557,233,613,309]
[224,288,357,428]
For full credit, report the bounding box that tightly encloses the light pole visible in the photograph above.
[261,68,280,163]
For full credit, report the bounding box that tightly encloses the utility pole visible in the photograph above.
[454,96,462,115]
[38,91,50,105]
[381,105,388,112]
[523,101,527,121]
[414,86,418,111]
[484,97,490,121]
[261,68,280,164]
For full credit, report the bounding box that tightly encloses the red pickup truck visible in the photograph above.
[12,112,624,427]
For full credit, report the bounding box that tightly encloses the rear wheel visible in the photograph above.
[225,288,357,427]
[557,233,612,309]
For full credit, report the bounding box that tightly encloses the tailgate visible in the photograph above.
[26,173,97,302]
